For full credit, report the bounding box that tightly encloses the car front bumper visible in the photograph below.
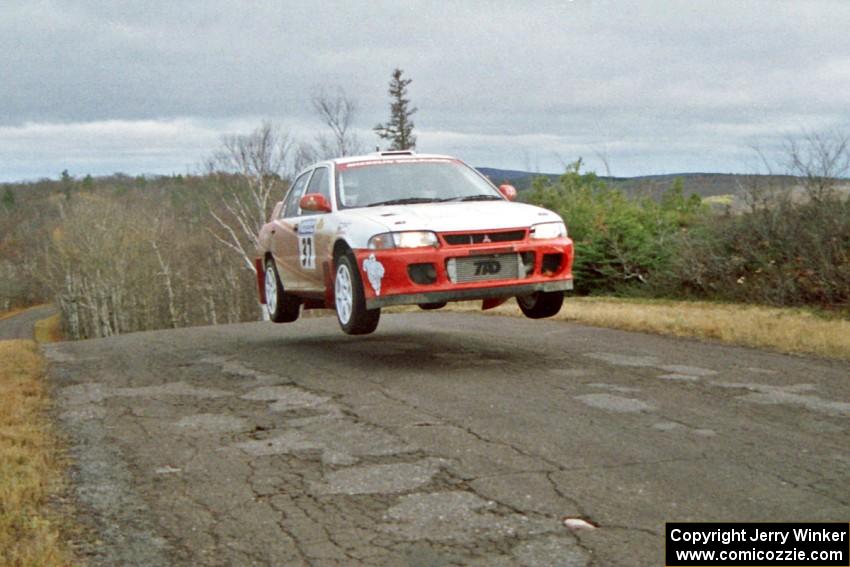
[353,237,574,310]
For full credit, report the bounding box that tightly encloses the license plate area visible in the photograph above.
[445,253,522,283]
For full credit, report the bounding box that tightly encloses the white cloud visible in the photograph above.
[2,0,850,179]
[0,118,232,180]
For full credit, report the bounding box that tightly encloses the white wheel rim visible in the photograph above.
[335,263,353,325]
[265,265,277,315]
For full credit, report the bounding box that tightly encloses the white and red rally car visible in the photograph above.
[256,151,574,335]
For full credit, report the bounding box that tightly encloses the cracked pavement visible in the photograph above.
[40,312,850,566]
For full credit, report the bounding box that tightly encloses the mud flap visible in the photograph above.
[255,258,266,304]
[482,297,509,310]
[323,260,334,308]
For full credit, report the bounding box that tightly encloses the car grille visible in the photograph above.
[442,229,526,246]
[446,253,523,284]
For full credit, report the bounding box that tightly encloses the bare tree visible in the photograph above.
[148,220,179,329]
[44,199,152,339]
[206,122,293,274]
[292,139,328,175]
[785,129,850,203]
[592,146,613,178]
[311,86,363,157]
[738,144,789,213]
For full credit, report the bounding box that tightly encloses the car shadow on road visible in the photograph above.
[252,330,553,375]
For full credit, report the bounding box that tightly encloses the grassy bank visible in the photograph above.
[0,334,71,565]
[34,313,63,344]
[392,297,850,361]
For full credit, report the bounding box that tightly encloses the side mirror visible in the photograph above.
[300,193,332,213]
[498,184,517,201]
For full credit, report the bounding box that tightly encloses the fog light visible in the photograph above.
[542,253,563,275]
[408,263,437,284]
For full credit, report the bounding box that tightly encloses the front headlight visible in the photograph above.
[530,222,567,239]
[368,231,438,249]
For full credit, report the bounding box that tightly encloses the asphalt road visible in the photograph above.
[30,312,850,566]
[0,304,55,340]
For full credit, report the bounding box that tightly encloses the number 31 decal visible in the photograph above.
[299,236,315,270]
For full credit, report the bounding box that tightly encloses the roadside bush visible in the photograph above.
[660,192,850,308]
[525,161,703,294]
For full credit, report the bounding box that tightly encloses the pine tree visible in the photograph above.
[82,174,95,190]
[60,169,73,200]
[374,68,417,150]
[2,187,14,210]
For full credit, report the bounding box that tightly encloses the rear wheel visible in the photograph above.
[516,291,564,319]
[334,253,380,335]
[265,259,300,323]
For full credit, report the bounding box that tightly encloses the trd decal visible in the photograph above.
[473,260,501,276]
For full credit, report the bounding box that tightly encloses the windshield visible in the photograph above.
[335,158,503,209]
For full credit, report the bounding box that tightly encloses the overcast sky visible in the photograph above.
[2,0,849,181]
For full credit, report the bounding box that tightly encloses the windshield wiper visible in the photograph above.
[367,197,441,207]
[450,194,504,202]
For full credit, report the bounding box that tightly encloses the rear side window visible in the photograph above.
[304,167,331,211]
[282,171,311,218]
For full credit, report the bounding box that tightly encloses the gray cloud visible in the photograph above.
[2,0,849,180]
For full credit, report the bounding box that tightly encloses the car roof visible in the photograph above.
[338,150,455,163]
[308,151,457,169]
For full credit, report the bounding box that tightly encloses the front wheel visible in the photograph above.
[516,291,564,319]
[265,259,300,323]
[334,254,380,335]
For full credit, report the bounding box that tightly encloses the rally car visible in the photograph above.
[256,151,574,335]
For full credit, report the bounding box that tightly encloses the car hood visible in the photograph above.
[344,201,563,233]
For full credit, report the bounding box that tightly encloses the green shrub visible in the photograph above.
[661,193,850,308]
[525,161,703,294]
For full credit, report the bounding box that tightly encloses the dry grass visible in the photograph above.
[0,340,73,566]
[390,297,850,360]
[34,314,64,344]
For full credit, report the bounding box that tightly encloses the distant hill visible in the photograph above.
[475,167,831,205]
[475,167,544,184]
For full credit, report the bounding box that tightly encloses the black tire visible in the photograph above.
[418,301,447,311]
[516,291,564,319]
[265,259,300,323]
[334,253,380,335]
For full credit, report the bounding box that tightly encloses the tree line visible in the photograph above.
[0,69,419,339]
[1,69,847,340]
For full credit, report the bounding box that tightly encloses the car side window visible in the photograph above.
[282,171,311,218]
[303,167,331,214]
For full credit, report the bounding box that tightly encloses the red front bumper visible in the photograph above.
[353,236,574,309]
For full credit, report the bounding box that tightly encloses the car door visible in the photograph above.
[271,170,312,290]
[292,166,332,291]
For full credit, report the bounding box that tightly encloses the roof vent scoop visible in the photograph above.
[378,150,415,156]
